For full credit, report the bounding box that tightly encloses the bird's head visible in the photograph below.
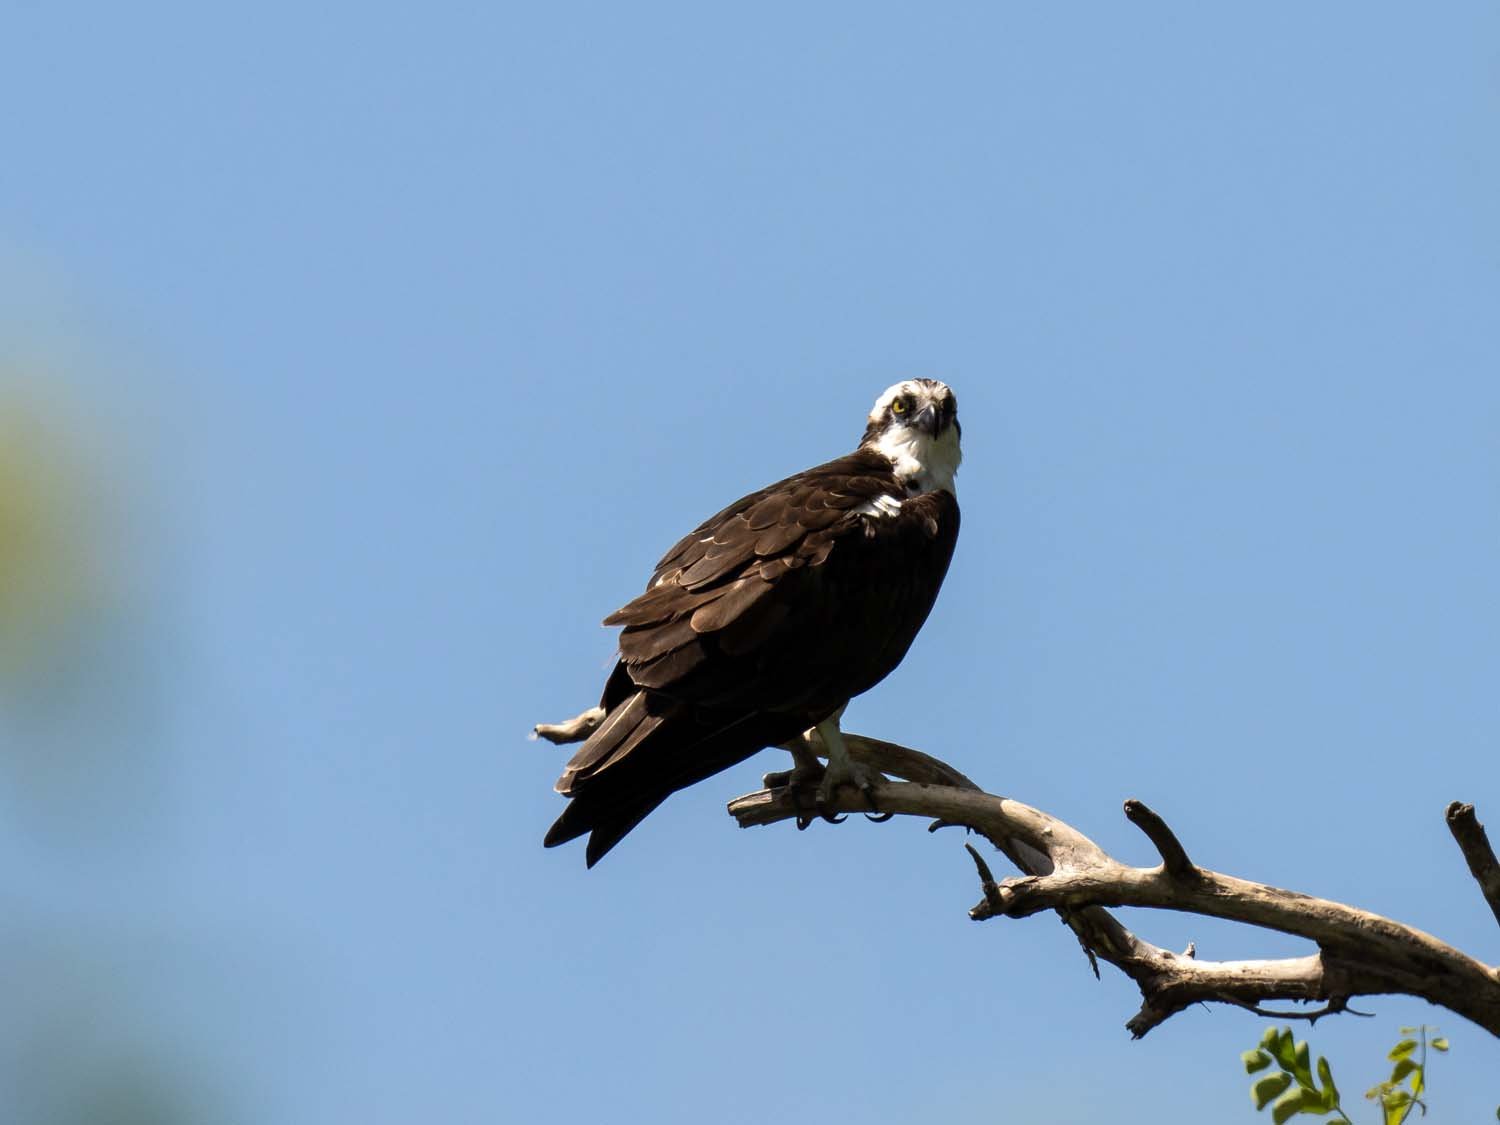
[859,379,962,495]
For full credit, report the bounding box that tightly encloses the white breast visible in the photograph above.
[868,426,961,496]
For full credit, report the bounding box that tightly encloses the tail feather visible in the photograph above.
[582,801,667,867]
[544,689,791,865]
[542,791,668,867]
[554,692,658,795]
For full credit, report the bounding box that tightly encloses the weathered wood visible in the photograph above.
[727,737,1500,1039]
[1447,801,1500,933]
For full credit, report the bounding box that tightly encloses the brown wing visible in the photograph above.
[639,451,896,593]
[602,450,904,706]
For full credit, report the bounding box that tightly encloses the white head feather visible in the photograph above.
[862,379,962,496]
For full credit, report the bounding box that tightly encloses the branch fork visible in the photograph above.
[725,735,1500,1039]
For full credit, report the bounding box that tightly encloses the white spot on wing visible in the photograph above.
[854,494,904,518]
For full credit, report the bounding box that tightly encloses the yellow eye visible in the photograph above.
[891,398,907,415]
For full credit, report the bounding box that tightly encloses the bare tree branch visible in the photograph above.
[1447,800,1500,933]
[1122,799,1195,877]
[726,736,1500,1039]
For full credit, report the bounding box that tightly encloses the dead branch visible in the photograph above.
[725,736,1500,1039]
[1447,801,1500,933]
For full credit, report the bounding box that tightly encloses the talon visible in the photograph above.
[777,717,887,831]
[813,782,845,824]
[815,758,885,813]
[864,811,894,823]
[777,761,828,828]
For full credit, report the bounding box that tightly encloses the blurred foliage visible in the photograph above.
[2,935,219,1125]
[0,379,100,694]
[1240,1025,1468,1124]
[0,358,174,837]
[0,350,225,1124]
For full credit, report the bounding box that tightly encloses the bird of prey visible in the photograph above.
[538,379,961,866]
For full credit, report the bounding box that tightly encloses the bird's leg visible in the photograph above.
[762,733,823,788]
[764,732,830,830]
[763,709,888,827]
[531,706,605,745]
[814,716,887,819]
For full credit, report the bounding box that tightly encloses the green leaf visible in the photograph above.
[1261,1026,1282,1050]
[1410,1065,1423,1098]
[1382,1090,1412,1125]
[1271,1089,1305,1124]
[1272,1087,1329,1124]
[1254,1072,1294,1110]
[1317,1056,1340,1109]
[1292,1040,1313,1086]
[1270,1031,1300,1072]
[1244,1049,1274,1073]
[1389,1058,1417,1085]
[1430,1037,1449,1052]
[1388,1039,1418,1061]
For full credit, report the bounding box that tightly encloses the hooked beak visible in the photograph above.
[913,403,940,436]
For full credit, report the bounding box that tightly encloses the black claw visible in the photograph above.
[796,814,813,831]
[821,811,848,824]
[864,811,894,823]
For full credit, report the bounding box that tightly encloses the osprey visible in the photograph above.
[539,379,961,866]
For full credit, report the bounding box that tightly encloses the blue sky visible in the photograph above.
[2,3,1497,1122]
